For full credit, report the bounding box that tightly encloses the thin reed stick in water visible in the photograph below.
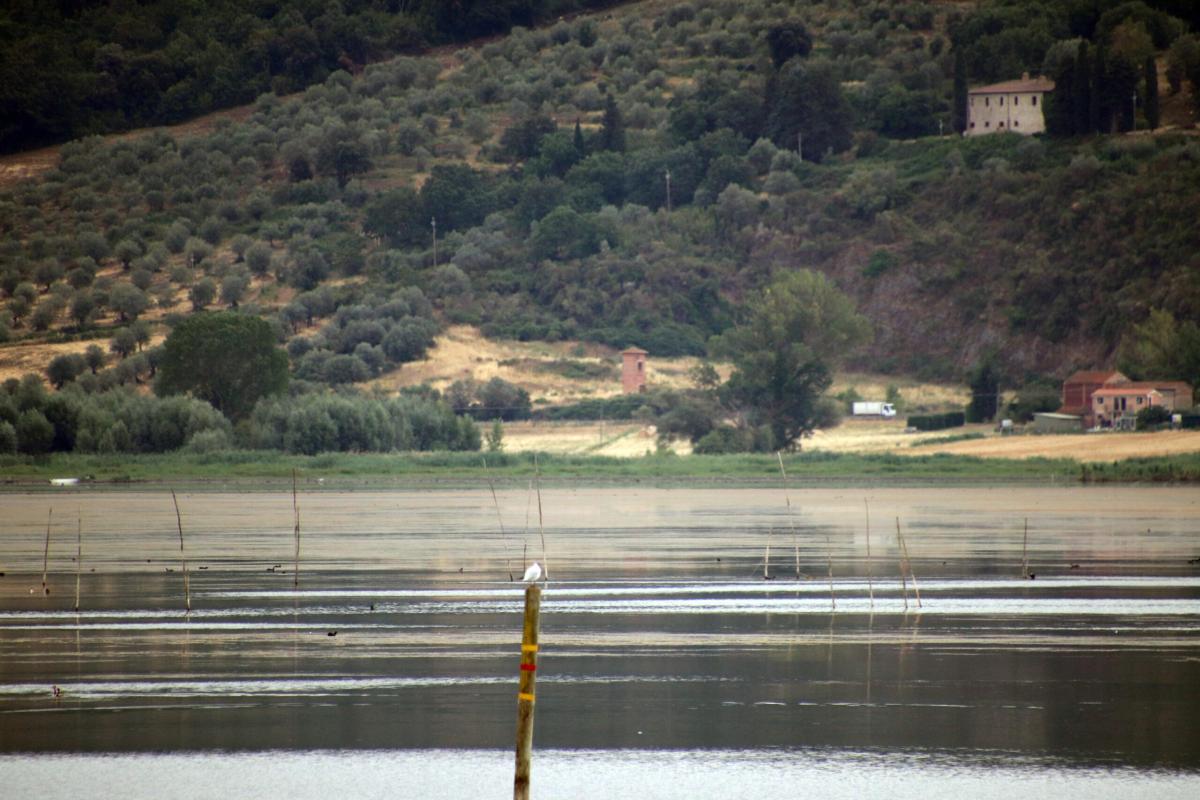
[41,509,52,595]
[1021,517,1029,578]
[825,531,836,611]
[763,527,772,580]
[896,517,908,611]
[898,522,921,609]
[74,512,82,612]
[864,499,874,611]
[776,453,802,580]
[292,469,301,589]
[533,455,549,583]
[482,457,514,581]
[170,490,190,614]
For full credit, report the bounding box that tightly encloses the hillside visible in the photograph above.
[1,0,1199,428]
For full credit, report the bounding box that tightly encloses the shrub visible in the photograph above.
[1135,405,1172,430]
[907,411,966,431]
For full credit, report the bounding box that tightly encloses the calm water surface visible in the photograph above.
[0,485,1197,798]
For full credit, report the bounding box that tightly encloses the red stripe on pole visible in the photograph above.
[520,663,537,672]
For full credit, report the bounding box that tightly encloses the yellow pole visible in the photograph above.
[514,584,542,800]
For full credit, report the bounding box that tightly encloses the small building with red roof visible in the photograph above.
[1059,370,1127,426]
[967,73,1055,136]
[1091,381,1194,428]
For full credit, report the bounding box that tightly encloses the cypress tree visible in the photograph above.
[1074,42,1092,135]
[573,118,585,154]
[1144,56,1160,130]
[952,49,969,134]
[600,94,625,152]
[1091,45,1108,133]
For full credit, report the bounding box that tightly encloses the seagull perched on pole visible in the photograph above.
[522,562,543,584]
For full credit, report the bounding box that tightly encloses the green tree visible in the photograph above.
[189,277,216,311]
[84,343,106,373]
[599,94,625,152]
[156,312,288,421]
[765,60,853,161]
[712,270,871,449]
[46,353,86,389]
[966,357,1002,423]
[1144,55,1160,130]
[952,49,969,135]
[1117,308,1200,391]
[110,328,138,360]
[109,283,149,322]
[16,409,54,454]
[766,20,813,69]
[315,125,372,187]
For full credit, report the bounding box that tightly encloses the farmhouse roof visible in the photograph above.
[970,74,1055,95]
[621,347,648,355]
[1092,383,1166,397]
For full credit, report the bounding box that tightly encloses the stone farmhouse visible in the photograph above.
[967,73,1055,136]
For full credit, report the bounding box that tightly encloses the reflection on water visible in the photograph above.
[0,486,1198,796]
[2,748,1198,800]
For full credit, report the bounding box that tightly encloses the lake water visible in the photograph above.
[1,485,1198,798]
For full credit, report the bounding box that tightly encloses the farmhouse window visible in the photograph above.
[1014,97,1020,105]
[985,97,989,106]
[1032,96,1038,106]
[999,97,1004,105]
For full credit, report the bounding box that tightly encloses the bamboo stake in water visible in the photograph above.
[41,509,52,595]
[864,499,874,611]
[170,490,190,614]
[776,453,801,580]
[825,531,836,611]
[763,527,772,580]
[292,469,301,589]
[483,457,514,581]
[896,517,909,611]
[513,583,543,800]
[898,522,922,609]
[533,455,549,584]
[1021,517,1029,579]
[74,513,82,612]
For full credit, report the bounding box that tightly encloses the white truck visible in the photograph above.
[852,401,897,418]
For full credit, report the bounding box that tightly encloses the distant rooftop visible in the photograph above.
[970,73,1054,95]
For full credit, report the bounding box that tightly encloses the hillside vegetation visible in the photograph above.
[1,0,1199,458]
[0,0,627,153]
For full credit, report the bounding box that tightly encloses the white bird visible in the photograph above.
[522,562,543,583]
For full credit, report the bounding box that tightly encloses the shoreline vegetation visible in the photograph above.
[2,450,1198,488]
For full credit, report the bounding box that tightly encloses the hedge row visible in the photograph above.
[907,411,966,431]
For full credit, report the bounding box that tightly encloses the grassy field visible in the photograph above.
[5,449,1197,488]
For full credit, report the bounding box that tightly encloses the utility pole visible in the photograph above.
[797,131,803,162]
[664,169,672,213]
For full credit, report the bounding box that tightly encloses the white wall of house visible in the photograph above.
[967,90,1047,136]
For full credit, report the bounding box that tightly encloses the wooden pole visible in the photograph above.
[513,583,543,800]
[825,531,836,611]
[533,455,548,584]
[41,509,53,595]
[763,528,772,580]
[776,453,801,580]
[864,499,874,611]
[898,523,921,609]
[74,513,82,612]
[1021,517,1029,579]
[483,457,514,581]
[171,490,190,614]
[896,517,908,611]
[292,469,301,589]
